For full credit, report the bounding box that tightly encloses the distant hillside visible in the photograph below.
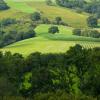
[0,0,9,10]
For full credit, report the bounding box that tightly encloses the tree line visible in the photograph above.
[0,45,100,99]
[73,28,100,38]
[0,0,9,10]
[0,11,69,47]
[56,0,100,18]
[0,18,36,47]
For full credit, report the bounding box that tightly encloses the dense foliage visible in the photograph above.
[0,0,9,10]
[30,12,68,26]
[0,45,100,99]
[73,28,100,38]
[46,0,53,6]
[56,0,100,18]
[31,12,41,21]
[0,18,36,47]
[87,16,98,27]
[0,1,100,99]
[48,26,59,34]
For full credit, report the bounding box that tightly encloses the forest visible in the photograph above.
[0,0,100,99]
[56,0,100,18]
[0,45,100,100]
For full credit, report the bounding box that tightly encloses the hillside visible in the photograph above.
[0,0,100,99]
[1,24,100,56]
[0,0,100,56]
[0,0,89,28]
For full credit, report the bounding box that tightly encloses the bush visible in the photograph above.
[23,29,36,39]
[55,17,62,25]
[87,16,98,27]
[30,12,41,21]
[34,90,96,100]
[0,18,17,26]
[42,17,50,24]
[46,0,53,6]
[82,29,100,38]
[73,28,81,36]
[73,28,100,38]
[0,0,9,10]
[0,23,36,47]
[75,8,83,13]
[48,26,59,34]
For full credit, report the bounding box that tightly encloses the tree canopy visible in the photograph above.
[0,0,9,10]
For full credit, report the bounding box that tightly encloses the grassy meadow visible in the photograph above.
[2,0,89,28]
[1,24,100,56]
[0,0,99,56]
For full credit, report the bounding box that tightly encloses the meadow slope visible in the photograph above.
[3,0,89,28]
[0,0,100,56]
[1,24,100,56]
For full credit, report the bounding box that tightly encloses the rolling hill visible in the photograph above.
[1,24,100,56]
[1,0,89,28]
[0,0,100,56]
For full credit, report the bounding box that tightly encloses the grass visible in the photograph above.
[5,0,36,13]
[0,0,99,56]
[3,0,89,28]
[0,9,27,19]
[1,24,100,56]
[2,37,75,55]
[27,2,88,28]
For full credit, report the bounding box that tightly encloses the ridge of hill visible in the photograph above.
[0,0,100,56]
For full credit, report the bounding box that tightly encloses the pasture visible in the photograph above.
[3,0,89,28]
[1,24,100,56]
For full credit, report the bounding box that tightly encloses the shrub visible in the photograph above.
[0,18,17,26]
[55,17,62,25]
[73,28,81,36]
[48,26,59,34]
[46,0,53,6]
[0,0,9,10]
[30,12,41,21]
[87,16,98,27]
[73,28,100,38]
[42,17,50,24]
[81,29,100,38]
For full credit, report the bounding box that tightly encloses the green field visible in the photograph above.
[2,0,89,28]
[1,24,100,56]
[0,0,99,56]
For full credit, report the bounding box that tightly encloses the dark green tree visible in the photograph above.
[30,12,41,21]
[55,17,62,25]
[87,16,98,27]
[46,0,53,6]
[48,26,59,34]
[0,0,9,10]
[73,28,81,36]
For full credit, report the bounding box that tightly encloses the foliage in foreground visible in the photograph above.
[0,45,100,100]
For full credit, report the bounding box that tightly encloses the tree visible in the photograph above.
[0,0,9,10]
[31,67,52,93]
[73,28,81,36]
[87,16,98,27]
[46,0,53,6]
[0,77,16,98]
[42,17,50,24]
[0,18,17,26]
[48,26,59,34]
[81,29,100,38]
[23,28,36,39]
[55,17,62,25]
[30,12,41,21]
